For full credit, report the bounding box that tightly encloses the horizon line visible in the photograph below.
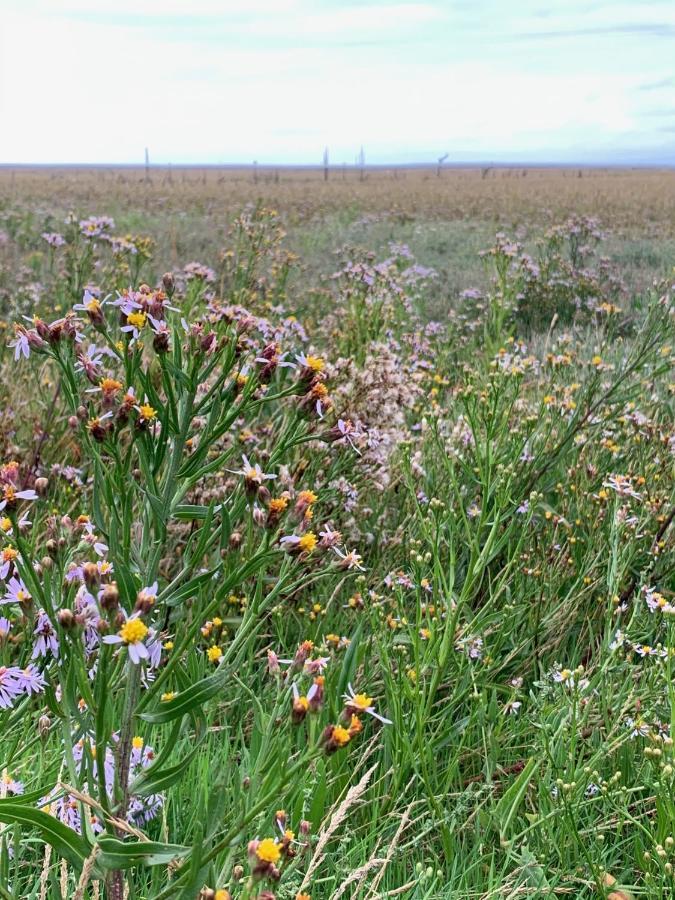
[2,160,675,170]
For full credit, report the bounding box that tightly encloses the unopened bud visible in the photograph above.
[57,608,75,629]
[34,477,49,495]
[82,562,99,587]
[99,581,120,610]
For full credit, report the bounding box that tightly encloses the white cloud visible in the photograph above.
[1,1,673,163]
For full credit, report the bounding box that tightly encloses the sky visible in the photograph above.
[1,0,675,166]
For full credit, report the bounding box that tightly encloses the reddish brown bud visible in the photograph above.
[57,608,75,629]
[99,582,119,611]
[82,562,99,587]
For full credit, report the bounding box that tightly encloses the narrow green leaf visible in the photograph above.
[96,836,189,869]
[0,802,91,873]
[493,757,539,837]
[140,667,228,724]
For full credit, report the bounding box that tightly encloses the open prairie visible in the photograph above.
[0,166,674,899]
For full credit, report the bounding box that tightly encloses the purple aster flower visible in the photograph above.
[1,773,24,795]
[0,488,38,512]
[42,232,66,248]
[2,576,31,607]
[0,666,22,709]
[146,628,162,670]
[32,611,59,659]
[16,664,46,695]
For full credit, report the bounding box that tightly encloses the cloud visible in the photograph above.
[1,0,675,163]
[517,22,675,39]
[638,76,675,91]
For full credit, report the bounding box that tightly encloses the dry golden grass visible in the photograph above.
[2,166,675,234]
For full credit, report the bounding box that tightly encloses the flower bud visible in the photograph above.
[57,608,75,629]
[82,561,99,587]
[153,330,170,354]
[34,477,49,495]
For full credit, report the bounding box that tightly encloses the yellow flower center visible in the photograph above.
[0,518,11,533]
[350,693,372,710]
[100,377,122,394]
[332,725,351,747]
[119,618,148,645]
[127,311,147,329]
[305,356,324,372]
[139,404,156,421]
[87,299,101,312]
[256,838,281,863]
[269,497,288,512]
[132,736,144,750]
[298,532,317,553]
[207,645,222,663]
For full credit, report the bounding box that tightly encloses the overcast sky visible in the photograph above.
[1,0,675,165]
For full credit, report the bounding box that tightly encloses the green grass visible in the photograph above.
[0,200,671,899]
